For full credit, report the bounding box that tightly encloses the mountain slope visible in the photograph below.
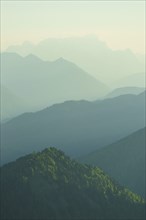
[113,72,146,88]
[1,147,145,220]
[1,85,29,121]
[1,92,145,164]
[79,128,146,197]
[5,35,144,84]
[104,86,145,99]
[1,52,108,117]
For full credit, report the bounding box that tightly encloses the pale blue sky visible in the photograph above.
[1,0,145,54]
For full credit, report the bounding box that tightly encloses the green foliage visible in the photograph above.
[1,147,145,220]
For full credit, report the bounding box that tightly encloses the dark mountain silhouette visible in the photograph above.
[1,147,145,220]
[1,52,108,118]
[1,92,145,164]
[79,128,146,198]
[5,35,144,84]
[104,86,145,99]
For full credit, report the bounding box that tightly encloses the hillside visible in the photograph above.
[79,128,146,197]
[1,147,145,220]
[1,92,145,164]
[1,52,108,118]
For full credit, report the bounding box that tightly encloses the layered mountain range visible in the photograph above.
[1,52,108,120]
[1,92,145,165]
[1,41,145,219]
[5,36,145,84]
[79,128,146,197]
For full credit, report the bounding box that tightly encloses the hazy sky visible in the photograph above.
[1,0,145,54]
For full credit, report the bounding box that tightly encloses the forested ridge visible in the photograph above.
[1,147,145,219]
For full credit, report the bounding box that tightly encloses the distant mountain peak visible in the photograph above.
[24,53,43,62]
[5,36,144,84]
[54,57,67,63]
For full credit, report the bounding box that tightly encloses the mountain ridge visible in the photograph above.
[1,147,145,219]
[1,52,109,120]
[1,92,145,164]
[5,35,144,84]
[104,86,145,99]
[79,127,146,197]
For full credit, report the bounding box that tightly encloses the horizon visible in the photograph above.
[1,1,145,55]
[2,34,146,57]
